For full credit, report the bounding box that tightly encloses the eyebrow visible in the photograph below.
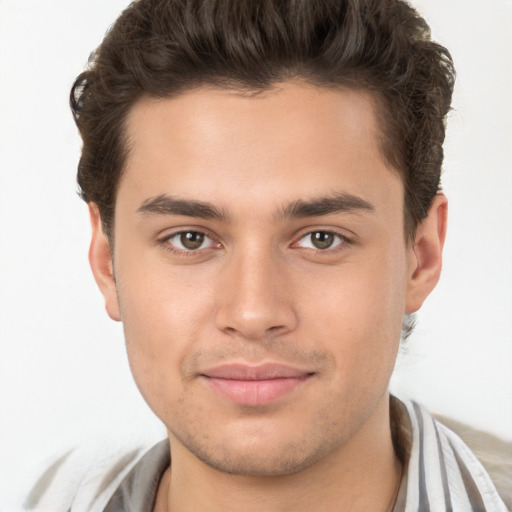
[136,194,229,221]
[277,192,375,219]
[136,191,375,222]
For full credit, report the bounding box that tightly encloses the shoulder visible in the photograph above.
[21,441,151,512]
[395,396,511,511]
[434,413,512,511]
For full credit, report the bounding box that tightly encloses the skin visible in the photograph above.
[89,82,447,511]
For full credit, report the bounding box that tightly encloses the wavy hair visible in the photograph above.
[71,0,455,244]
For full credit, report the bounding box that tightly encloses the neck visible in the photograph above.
[155,395,403,512]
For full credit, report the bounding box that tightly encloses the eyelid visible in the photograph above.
[158,228,222,253]
[291,228,353,251]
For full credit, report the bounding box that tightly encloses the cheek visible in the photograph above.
[113,256,217,410]
[116,240,216,335]
[300,250,407,380]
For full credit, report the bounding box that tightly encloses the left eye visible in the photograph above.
[296,231,345,250]
[165,231,215,251]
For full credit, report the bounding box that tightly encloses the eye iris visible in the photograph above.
[311,231,335,249]
[180,232,205,250]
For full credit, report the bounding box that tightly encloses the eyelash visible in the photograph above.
[158,230,220,256]
[293,230,350,253]
[158,229,352,257]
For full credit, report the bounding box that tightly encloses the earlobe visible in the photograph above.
[88,204,121,321]
[405,193,448,313]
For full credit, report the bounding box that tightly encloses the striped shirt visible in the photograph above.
[23,396,509,512]
[392,399,508,511]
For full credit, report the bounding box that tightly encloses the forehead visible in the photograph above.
[120,82,402,216]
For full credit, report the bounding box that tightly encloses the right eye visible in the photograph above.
[163,231,218,252]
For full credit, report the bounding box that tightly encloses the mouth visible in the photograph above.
[200,363,315,406]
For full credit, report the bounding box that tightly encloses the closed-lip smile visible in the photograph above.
[200,363,315,406]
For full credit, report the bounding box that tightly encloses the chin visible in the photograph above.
[192,447,320,477]
[175,425,344,478]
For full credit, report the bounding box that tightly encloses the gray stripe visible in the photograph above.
[94,449,143,502]
[24,450,74,509]
[412,402,430,512]
[104,439,170,512]
[433,421,453,511]
[449,439,487,512]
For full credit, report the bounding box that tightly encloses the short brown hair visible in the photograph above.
[71,0,455,240]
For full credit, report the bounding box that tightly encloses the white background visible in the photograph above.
[0,0,511,506]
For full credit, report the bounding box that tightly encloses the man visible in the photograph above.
[24,0,509,511]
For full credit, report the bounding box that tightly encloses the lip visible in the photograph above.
[200,363,314,406]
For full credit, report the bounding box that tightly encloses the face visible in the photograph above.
[90,82,444,477]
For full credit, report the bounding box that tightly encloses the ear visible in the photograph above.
[405,193,448,313]
[88,203,121,321]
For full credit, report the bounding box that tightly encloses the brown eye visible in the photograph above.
[165,231,214,252]
[311,231,335,249]
[179,231,205,250]
[296,231,345,250]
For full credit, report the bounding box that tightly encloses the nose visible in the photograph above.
[215,247,298,341]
